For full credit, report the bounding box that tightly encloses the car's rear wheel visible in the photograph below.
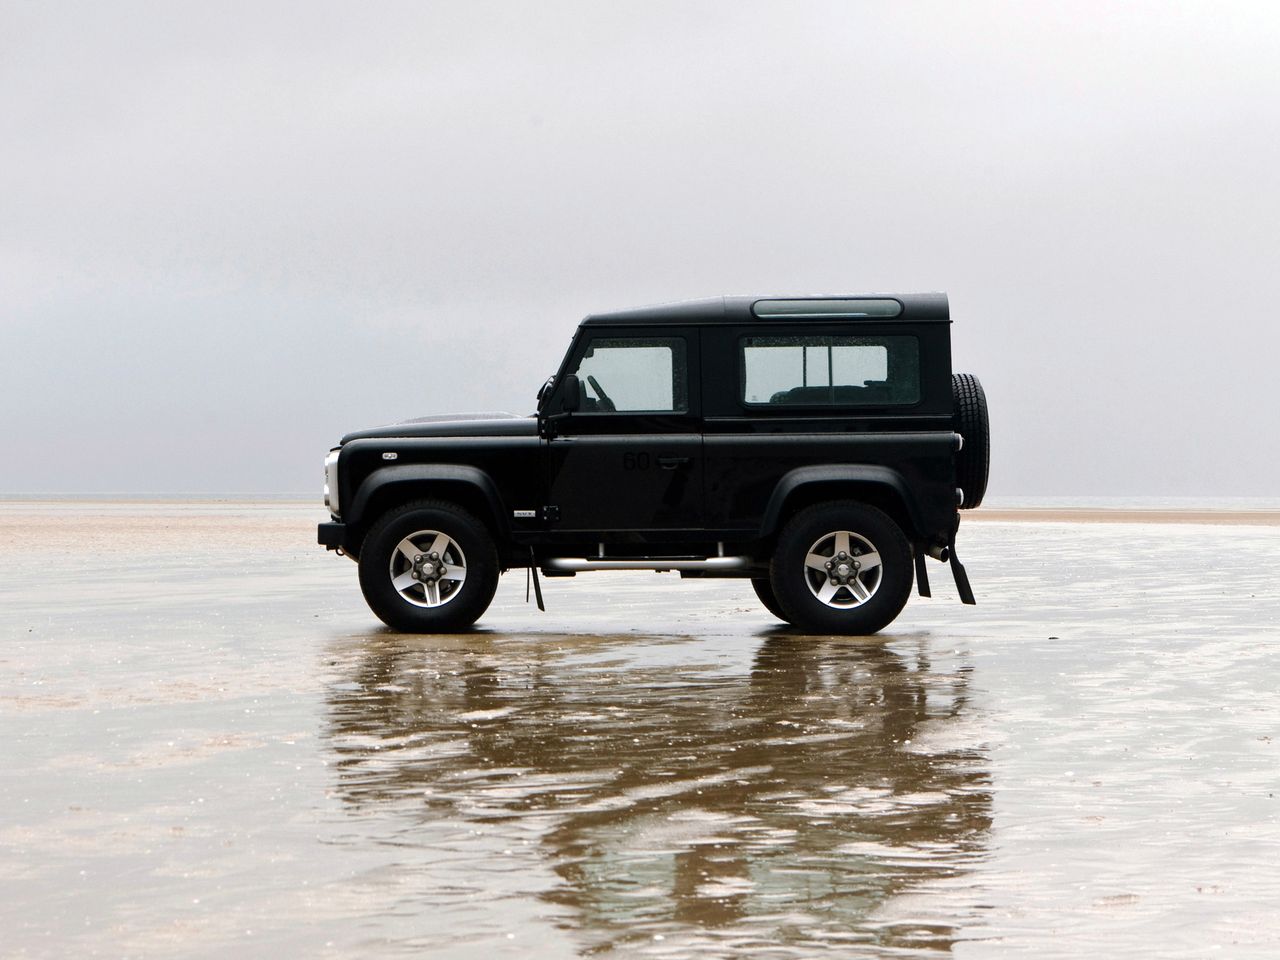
[770,501,912,635]
[358,501,499,632]
[751,577,790,623]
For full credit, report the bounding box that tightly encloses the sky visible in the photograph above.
[3,1,1279,497]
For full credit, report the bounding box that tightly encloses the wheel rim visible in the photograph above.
[387,529,468,608]
[803,529,883,609]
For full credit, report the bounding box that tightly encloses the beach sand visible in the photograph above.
[3,501,1279,958]
[971,507,1280,525]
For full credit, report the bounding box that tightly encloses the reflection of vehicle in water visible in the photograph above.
[324,635,991,952]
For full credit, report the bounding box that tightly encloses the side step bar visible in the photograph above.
[544,556,751,573]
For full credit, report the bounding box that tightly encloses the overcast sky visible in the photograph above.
[3,1,1278,497]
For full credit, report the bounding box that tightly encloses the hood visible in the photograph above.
[340,411,536,444]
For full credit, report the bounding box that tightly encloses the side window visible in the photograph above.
[741,335,920,406]
[571,336,688,413]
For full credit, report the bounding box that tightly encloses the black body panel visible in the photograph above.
[706,434,958,542]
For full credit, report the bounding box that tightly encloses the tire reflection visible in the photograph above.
[324,633,991,954]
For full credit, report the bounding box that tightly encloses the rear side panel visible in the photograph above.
[702,431,957,540]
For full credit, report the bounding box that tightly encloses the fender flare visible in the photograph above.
[346,464,509,537]
[758,465,925,540]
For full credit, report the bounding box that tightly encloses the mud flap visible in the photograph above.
[948,534,976,605]
[914,550,931,598]
[526,550,546,611]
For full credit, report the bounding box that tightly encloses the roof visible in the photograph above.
[580,293,949,326]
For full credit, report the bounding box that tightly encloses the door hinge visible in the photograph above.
[541,505,561,522]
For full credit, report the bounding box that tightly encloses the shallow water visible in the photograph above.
[2,503,1278,957]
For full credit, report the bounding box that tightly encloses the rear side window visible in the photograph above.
[741,335,920,406]
[571,336,688,413]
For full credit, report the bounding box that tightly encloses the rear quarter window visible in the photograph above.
[740,335,920,407]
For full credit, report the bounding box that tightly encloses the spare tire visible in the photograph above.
[952,373,990,509]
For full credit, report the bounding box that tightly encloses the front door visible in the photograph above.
[547,328,703,533]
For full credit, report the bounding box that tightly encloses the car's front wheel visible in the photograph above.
[358,501,499,632]
[770,501,912,635]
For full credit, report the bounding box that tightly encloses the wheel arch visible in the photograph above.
[759,466,924,544]
[346,465,509,554]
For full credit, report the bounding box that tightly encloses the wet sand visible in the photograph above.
[971,508,1280,526]
[2,501,1279,957]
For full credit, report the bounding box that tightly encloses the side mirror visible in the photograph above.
[561,375,581,413]
[536,376,554,405]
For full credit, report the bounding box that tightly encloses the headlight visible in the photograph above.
[323,448,341,518]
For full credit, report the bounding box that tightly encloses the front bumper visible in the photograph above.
[318,521,347,550]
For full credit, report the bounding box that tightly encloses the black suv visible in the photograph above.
[318,294,989,634]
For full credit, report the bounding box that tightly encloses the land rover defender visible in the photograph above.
[318,294,989,634]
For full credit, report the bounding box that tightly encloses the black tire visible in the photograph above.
[769,501,913,635]
[357,500,499,632]
[751,577,790,623]
[952,373,990,509]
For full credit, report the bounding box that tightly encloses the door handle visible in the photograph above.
[657,456,690,470]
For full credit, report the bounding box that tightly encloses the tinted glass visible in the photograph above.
[741,335,920,406]
[572,337,688,413]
